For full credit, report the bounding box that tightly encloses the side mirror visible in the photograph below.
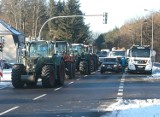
[126,49,130,57]
[152,50,156,56]
[56,43,58,47]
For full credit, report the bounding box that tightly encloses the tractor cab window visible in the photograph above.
[30,42,48,57]
[55,42,67,55]
[72,45,83,55]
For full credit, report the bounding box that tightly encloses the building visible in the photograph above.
[0,19,25,63]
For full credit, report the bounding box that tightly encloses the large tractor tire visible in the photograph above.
[42,65,55,88]
[65,62,75,79]
[90,59,94,72]
[79,60,89,75]
[93,55,98,71]
[57,59,65,86]
[73,63,76,78]
[11,65,25,88]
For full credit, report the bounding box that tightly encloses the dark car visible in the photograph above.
[100,57,121,74]
[0,59,13,69]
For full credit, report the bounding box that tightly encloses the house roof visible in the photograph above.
[0,19,25,46]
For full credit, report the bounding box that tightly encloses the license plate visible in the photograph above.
[138,66,143,68]
[107,65,111,69]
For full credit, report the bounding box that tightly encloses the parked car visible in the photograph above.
[0,59,13,69]
[100,57,121,74]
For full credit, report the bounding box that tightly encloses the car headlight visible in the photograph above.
[113,65,117,67]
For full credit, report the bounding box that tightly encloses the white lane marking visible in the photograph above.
[68,82,74,85]
[119,85,123,89]
[117,73,126,100]
[33,94,47,100]
[118,88,123,92]
[76,78,80,81]
[121,78,125,81]
[54,87,62,91]
[120,80,125,83]
[0,106,19,116]
[117,92,123,96]
[116,97,123,100]
[119,83,124,86]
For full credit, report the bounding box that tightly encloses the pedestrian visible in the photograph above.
[121,57,126,73]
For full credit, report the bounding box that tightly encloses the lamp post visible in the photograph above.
[151,13,153,50]
[129,29,135,45]
[144,9,153,50]
[141,23,143,46]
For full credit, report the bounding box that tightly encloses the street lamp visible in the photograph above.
[144,9,153,50]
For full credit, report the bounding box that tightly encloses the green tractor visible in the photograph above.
[84,44,99,72]
[51,41,75,79]
[71,43,96,75]
[11,40,65,88]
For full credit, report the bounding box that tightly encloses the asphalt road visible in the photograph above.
[0,70,160,117]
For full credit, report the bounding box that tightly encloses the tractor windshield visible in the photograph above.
[29,41,48,57]
[55,42,67,55]
[72,45,84,55]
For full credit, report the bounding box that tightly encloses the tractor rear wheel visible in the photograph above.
[90,59,94,72]
[42,65,55,88]
[11,65,25,88]
[79,60,89,75]
[66,62,75,79]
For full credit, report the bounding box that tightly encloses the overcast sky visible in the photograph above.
[79,0,160,33]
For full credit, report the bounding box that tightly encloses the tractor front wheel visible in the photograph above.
[11,65,25,88]
[42,65,55,88]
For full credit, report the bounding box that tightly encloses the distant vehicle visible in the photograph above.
[97,49,110,65]
[0,59,12,69]
[109,47,127,63]
[100,57,121,74]
[127,45,156,74]
[101,49,110,53]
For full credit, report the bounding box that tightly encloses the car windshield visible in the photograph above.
[100,51,108,57]
[110,51,126,57]
[131,49,150,57]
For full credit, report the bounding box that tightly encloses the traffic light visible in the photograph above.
[103,12,108,24]
[0,43,3,52]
